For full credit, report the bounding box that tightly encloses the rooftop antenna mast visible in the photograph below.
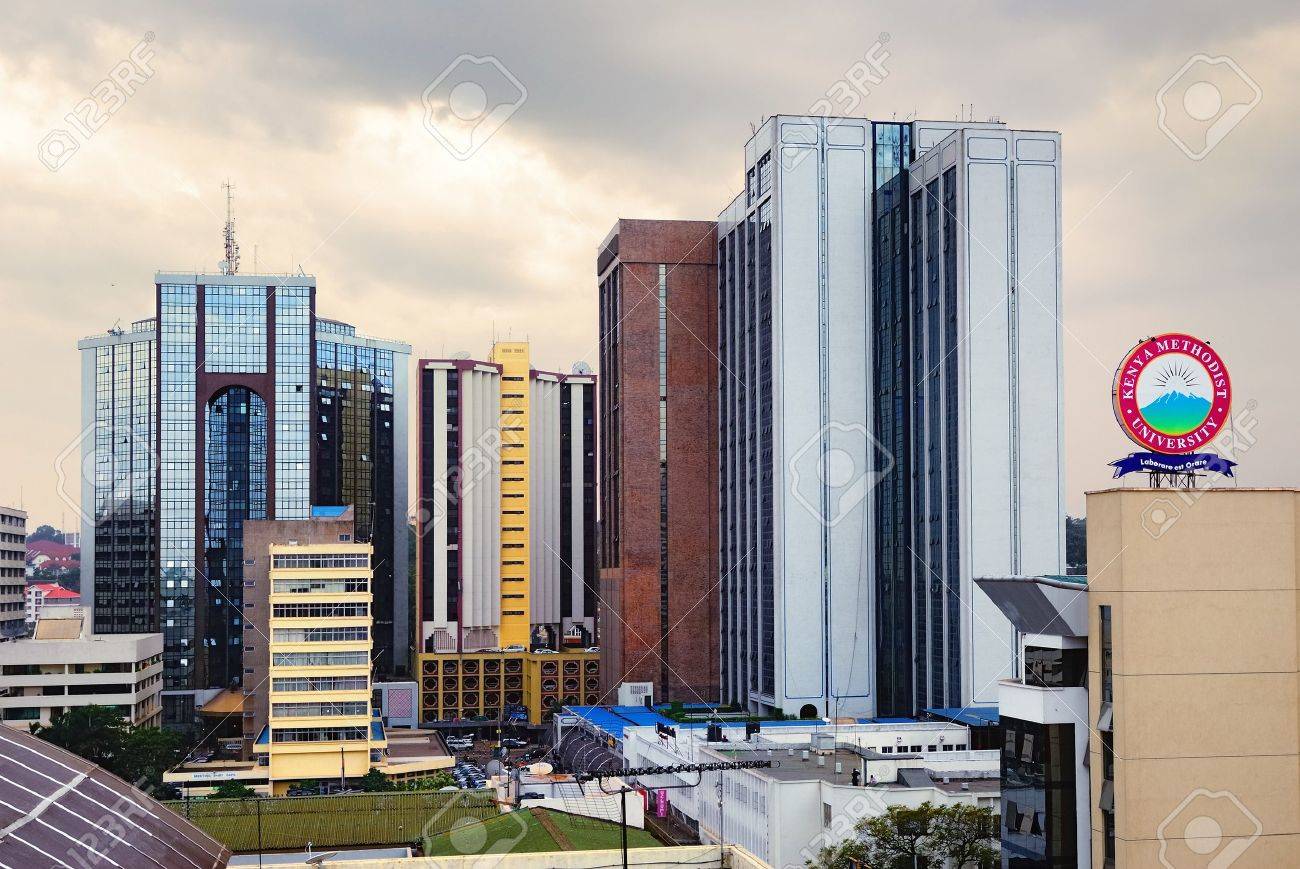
[220,179,240,275]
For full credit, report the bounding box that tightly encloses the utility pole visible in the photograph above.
[619,786,628,869]
[256,796,263,869]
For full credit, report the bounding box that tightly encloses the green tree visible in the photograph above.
[359,768,396,792]
[27,524,62,543]
[399,771,455,791]
[928,804,998,868]
[1066,515,1087,575]
[30,705,128,769]
[859,802,939,868]
[210,780,256,800]
[805,836,868,868]
[114,726,186,793]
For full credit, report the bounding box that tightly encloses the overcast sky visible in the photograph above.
[2,2,1297,529]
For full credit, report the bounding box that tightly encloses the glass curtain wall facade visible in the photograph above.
[314,326,401,675]
[870,122,912,717]
[86,274,409,725]
[1002,716,1079,867]
[90,323,157,634]
[275,288,312,519]
[203,386,268,687]
[718,163,774,707]
[159,283,199,696]
[158,277,314,722]
[899,161,964,713]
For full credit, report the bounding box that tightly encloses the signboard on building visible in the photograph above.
[1109,333,1237,480]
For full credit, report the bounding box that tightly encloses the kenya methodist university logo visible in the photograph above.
[1112,333,1231,455]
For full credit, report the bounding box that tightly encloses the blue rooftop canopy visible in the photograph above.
[925,706,1000,727]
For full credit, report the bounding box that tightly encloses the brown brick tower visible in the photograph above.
[596,219,719,704]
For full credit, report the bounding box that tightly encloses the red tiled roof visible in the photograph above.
[29,583,78,600]
[24,539,79,560]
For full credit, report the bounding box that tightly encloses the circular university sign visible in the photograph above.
[1112,333,1231,454]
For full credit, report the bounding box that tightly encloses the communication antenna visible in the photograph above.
[220,180,240,275]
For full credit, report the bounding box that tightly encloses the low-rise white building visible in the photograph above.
[0,616,163,728]
[622,720,999,869]
[24,582,81,624]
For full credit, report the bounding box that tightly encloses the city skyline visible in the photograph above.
[4,3,1298,527]
[3,6,1300,865]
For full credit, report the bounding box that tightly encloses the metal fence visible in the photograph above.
[165,790,498,852]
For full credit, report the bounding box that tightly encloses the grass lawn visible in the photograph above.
[167,790,499,852]
[423,808,660,856]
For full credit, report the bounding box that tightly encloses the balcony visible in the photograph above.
[998,678,1087,726]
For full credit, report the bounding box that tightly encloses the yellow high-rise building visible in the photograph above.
[491,341,532,648]
[416,343,597,660]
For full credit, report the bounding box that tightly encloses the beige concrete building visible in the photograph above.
[0,615,163,728]
[0,506,26,639]
[1087,487,1300,867]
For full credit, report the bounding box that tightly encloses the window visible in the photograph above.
[273,676,368,692]
[273,651,369,667]
[1002,716,1079,866]
[273,578,367,594]
[1025,645,1087,688]
[272,626,368,643]
[272,553,369,569]
[1099,605,1116,866]
[272,701,368,718]
[272,726,367,743]
[272,603,368,619]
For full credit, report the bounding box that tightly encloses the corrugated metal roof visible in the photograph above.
[197,688,246,716]
[33,618,82,640]
[0,726,230,868]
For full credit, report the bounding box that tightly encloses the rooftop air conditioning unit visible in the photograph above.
[617,682,654,707]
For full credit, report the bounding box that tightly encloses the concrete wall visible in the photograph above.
[1087,488,1300,867]
[264,844,765,869]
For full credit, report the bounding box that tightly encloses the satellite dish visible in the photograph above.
[485,759,505,776]
[452,350,471,360]
[571,361,592,375]
[529,761,554,776]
